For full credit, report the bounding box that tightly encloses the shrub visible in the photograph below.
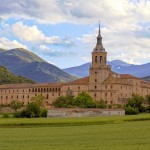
[125,106,139,115]
[13,111,21,118]
[126,94,145,113]
[25,102,41,118]
[145,94,150,107]
[146,106,150,113]
[96,99,107,108]
[40,108,47,117]
[2,113,9,118]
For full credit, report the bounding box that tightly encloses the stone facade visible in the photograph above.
[0,26,150,106]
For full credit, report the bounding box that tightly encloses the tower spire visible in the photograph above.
[99,21,101,35]
[93,22,105,52]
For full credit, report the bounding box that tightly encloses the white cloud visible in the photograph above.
[82,56,91,62]
[0,0,150,65]
[12,22,61,44]
[0,0,149,24]
[78,23,150,64]
[0,37,28,49]
[40,45,49,50]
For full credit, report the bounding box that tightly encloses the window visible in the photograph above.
[78,86,80,90]
[58,88,61,91]
[95,71,97,74]
[95,79,97,82]
[95,56,97,62]
[95,86,97,89]
[111,85,113,89]
[105,85,107,89]
[110,93,113,97]
[105,93,107,97]
[46,94,49,99]
[100,56,103,63]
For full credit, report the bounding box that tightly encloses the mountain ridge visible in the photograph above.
[0,48,76,83]
[63,60,150,78]
[0,66,35,85]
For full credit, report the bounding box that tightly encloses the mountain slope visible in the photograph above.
[0,66,35,85]
[0,48,76,83]
[63,60,150,78]
[142,75,150,82]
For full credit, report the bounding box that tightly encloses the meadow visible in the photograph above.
[0,114,150,150]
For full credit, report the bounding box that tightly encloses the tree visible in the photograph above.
[10,100,23,112]
[53,95,74,108]
[74,92,95,108]
[125,106,139,115]
[126,94,145,113]
[31,94,46,107]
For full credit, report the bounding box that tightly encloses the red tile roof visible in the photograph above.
[119,74,140,79]
[0,82,63,89]
[141,81,150,88]
[103,75,132,85]
[65,76,89,85]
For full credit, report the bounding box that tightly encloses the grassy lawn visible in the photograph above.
[0,121,150,150]
[0,114,150,127]
[0,114,150,150]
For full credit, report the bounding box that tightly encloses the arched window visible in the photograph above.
[100,56,103,63]
[95,56,97,62]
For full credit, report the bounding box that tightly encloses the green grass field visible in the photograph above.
[0,114,150,150]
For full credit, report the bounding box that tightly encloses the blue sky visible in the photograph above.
[0,0,150,68]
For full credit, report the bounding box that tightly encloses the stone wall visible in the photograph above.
[47,108,125,118]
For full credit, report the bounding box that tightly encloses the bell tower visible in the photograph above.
[91,23,107,69]
[89,23,111,99]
